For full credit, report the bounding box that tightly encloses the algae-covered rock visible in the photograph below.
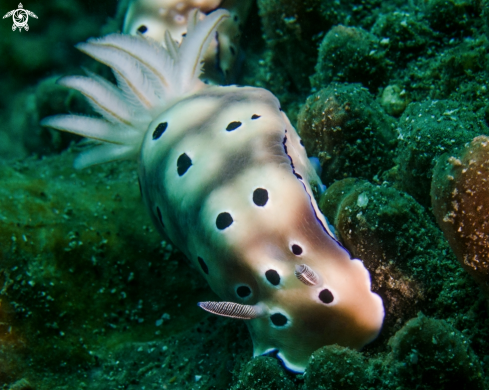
[423,0,483,37]
[256,0,329,94]
[388,314,485,389]
[304,345,367,390]
[256,0,385,95]
[371,12,435,65]
[312,26,387,92]
[231,357,296,390]
[432,136,489,293]
[297,83,396,186]
[395,99,489,207]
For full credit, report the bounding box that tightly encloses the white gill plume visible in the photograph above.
[294,264,320,286]
[40,9,229,169]
[198,301,266,320]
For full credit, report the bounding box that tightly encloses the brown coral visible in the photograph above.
[432,135,489,293]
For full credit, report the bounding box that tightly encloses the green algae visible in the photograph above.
[0,152,238,388]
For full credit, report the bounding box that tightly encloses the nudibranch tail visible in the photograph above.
[198,301,266,320]
[40,9,230,169]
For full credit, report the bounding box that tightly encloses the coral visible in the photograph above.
[423,0,483,37]
[431,135,489,293]
[371,12,435,65]
[231,357,296,390]
[254,0,326,100]
[387,314,485,389]
[303,345,367,390]
[297,83,396,186]
[256,0,340,94]
[383,25,489,105]
[254,0,386,96]
[394,99,488,207]
[311,25,388,92]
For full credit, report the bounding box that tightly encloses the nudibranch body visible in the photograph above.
[42,10,384,372]
[123,0,251,84]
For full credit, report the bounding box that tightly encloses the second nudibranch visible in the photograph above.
[41,9,384,372]
[123,0,252,84]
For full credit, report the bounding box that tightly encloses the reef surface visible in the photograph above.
[1,0,489,389]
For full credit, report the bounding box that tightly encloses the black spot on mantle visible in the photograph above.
[319,289,334,304]
[265,269,280,286]
[291,244,302,255]
[226,121,242,131]
[237,285,251,298]
[253,188,268,207]
[271,313,287,326]
[153,122,168,140]
[216,212,233,230]
[198,257,209,274]
[177,153,192,176]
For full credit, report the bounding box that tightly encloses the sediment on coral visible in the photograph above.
[304,345,367,390]
[432,135,489,293]
[297,83,397,186]
[231,357,296,390]
[387,313,485,390]
[312,25,388,92]
[394,99,489,207]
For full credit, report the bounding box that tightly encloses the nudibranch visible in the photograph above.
[41,9,384,372]
[123,0,252,84]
